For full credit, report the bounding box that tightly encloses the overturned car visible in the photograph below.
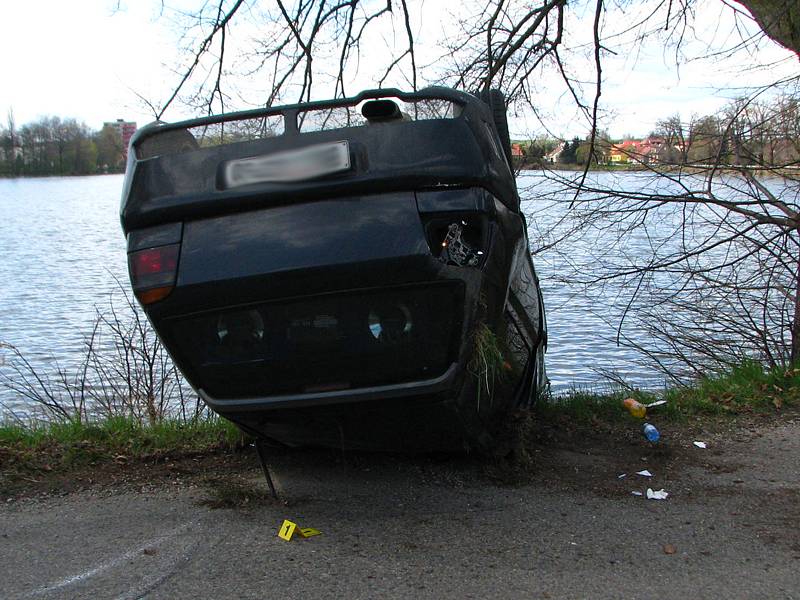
[120,87,547,451]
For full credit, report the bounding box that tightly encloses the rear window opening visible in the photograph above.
[137,115,285,159]
[297,97,460,133]
[190,115,285,146]
[136,96,461,158]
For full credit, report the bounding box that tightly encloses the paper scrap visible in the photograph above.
[618,473,627,479]
[646,488,669,500]
[693,441,707,449]
[645,400,667,409]
[631,491,643,496]
[636,469,653,477]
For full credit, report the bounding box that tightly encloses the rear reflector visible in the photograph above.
[128,243,179,304]
[136,286,174,305]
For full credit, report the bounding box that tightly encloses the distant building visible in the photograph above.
[608,140,642,163]
[104,119,137,160]
[544,142,565,164]
[640,136,666,163]
[608,137,667,164]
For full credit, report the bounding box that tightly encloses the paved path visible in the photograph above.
[2,419,799,599]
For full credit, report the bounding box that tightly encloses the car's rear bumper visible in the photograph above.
[199,362,459,413]
[199,363,473,451]
[222,385,479,452]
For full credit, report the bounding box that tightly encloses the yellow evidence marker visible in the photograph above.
[278,519,322,541]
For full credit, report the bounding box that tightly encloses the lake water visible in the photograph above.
[0,172,682,416]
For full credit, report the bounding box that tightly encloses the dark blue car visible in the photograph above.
[120,87,547,451]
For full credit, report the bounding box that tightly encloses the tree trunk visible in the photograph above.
[736,0,800,57]
[792,233,800,365]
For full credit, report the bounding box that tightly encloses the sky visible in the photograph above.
[1,0,797,140]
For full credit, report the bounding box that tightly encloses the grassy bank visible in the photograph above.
[539,360,800,424]
[0,417,246,474]
[1,361,797,477]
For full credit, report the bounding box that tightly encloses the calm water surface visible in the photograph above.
[0,173,669,415]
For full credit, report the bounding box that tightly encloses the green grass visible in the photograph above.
[537,388,638,424]
[470,324,508,382]
[664,360,800,414]
[538,360,800,425]
[2,361,797,475]
[0,416,246,470]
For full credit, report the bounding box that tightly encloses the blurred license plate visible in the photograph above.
[223,141,350,187]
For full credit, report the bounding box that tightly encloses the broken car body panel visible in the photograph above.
[120,87,547,451]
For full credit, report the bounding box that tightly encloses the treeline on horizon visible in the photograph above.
[522,95,800,168]
[2,94,798,177]
[0,116,128,177]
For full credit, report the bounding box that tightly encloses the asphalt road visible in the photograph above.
[2,418,799,599]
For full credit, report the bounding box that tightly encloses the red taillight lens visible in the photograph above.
[128,243,179,304]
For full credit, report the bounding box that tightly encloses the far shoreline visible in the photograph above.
[517,162,800,176]
[4,163,797,180]
[0,172,125,180]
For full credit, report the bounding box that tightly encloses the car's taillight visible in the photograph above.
[416,189,494,267]
[422,214,489,267]
[128,243,180,304]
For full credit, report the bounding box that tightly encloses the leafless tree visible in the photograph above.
[140,0,800,383]
[530,89,800,381]
[0,286,203,425]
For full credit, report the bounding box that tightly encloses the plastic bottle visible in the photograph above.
[643,422,660,442]
[623,397,647,418]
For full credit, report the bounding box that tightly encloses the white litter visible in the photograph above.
[618,473,627,479]
[647,488,669,500]
[636,469,653,477]
[645,400,667,409]
[631,491,643,496]
[693,441,707,449]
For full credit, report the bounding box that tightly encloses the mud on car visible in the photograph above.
[120,87,547,452]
